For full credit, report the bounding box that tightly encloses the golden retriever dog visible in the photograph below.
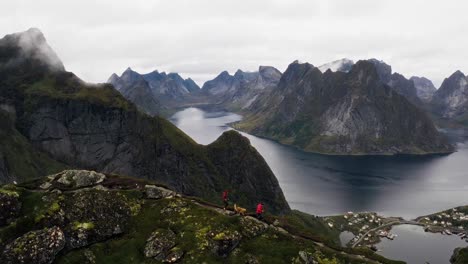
[234,204,247,216]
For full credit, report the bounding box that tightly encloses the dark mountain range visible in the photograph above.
[198,66,282,111]
[108,68,161,115]
[0,28,289,214]
[431,70,468,125]
[234,60,453,155]
[108,68,200,114]
[410,76,437,102]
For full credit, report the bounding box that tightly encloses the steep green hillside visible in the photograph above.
[0,170,403,264]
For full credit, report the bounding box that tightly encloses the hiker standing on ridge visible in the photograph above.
[256,202,264,220]
[222,190,229,210]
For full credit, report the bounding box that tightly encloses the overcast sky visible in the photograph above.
[1,0,467,87]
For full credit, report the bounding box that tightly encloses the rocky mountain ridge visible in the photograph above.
[234,60,453,155]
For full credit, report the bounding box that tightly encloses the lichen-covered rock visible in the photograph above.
[164,247,184,263]
[145,184,175,199]
[144,229,177,260]
[207,229,242,257]
[1,226,65,264]
[160,198,188,214]
[56,170,106,188]
[62,190,133,249]
[296,250,316,264]
[240,216,268,238]
[0,189,21,226]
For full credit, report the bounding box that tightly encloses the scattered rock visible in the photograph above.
[145,185,175,199]
[207,229,242,257]
[144,229,177,260]
[1,226,65,264]
[240,216,268,238]
[0,189,21,226]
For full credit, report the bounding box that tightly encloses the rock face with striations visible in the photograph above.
[431,70,468,125]
[235,60,453,155]
[368,59,424,107]
[410,76,437,102]
[0,28,289,214]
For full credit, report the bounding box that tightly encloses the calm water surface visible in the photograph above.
[377,225,467,264]
[171,108,468,219]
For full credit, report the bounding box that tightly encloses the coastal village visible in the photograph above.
[323,206,468,250]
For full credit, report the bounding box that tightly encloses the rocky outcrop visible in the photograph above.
[1,226,65,264]
[54,170,106,188]
[410,76,437,102]
[431,71,468,124]
[207,131,290,213]
[235,60,453,155]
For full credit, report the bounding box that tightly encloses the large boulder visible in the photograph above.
[0,189,21,226]
[145,185,175,199]
[144,229,177,260]
[61,190,134,249]
[1,226,65,264]
[55,170,106,188]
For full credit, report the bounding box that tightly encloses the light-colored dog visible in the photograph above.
[234,204,247,216]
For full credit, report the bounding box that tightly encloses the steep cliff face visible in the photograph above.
[368,59,424,107]
[235,60,453,155]
[410,76,437,102]
[207,131,289,214]
[0,29,289,214]
[431,71,468,125]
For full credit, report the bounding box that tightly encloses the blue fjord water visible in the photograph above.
[171,107,468,263]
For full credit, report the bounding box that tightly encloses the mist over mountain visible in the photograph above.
[318,58,354,73]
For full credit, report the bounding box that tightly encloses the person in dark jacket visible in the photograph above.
[256,202,264,220]
[222,190,229,210]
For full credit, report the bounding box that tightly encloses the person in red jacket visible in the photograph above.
[222,190,229,210]
[256,202,264,220]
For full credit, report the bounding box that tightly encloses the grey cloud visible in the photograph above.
[1,0,467,88]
